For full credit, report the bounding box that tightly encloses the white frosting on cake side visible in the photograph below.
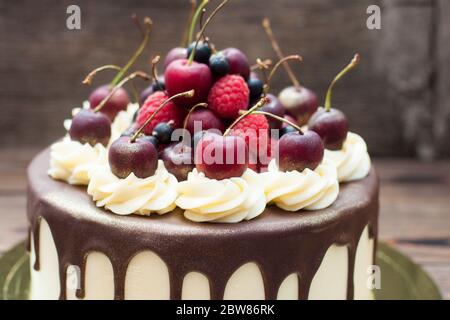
[260,158,339,211]
[325,132,371,182]
[176,169,266,223]
[48,138,107,185]
[87,160,178,216]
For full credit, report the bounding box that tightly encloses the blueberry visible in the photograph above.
[187,41,212,64]
[209,53,230,77]
[140,135,159,148]
[152,122,174,144]
[247,78,264,102]
[280,126,298,137]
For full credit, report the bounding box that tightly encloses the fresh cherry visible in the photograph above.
[185,108,225,135]
[195,132,248,180]
[282,114,298,128]
[152,122,174,144]
[161,142,194,181]
[165,59,212,107]
[164,47,188,69]
[109,136,158,179]
[89,85,130,121]
[277,130,324,172]
[187,40,212,64]
[69,109,111,146]
[221,48,250,80]
[260,94,285,130]
[308,107,348,150]
[209,52,230,77]
[278,86,318,125]
[308,54,360,150]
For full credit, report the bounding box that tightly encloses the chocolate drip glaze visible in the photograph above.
[27,148,379,300]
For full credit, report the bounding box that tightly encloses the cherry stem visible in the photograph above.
[188,0,229,66]
[94,71,151,113]
[262,18,301,89]
[250,59,272,71]
[130,80,140,105]
[183,102,208,132]
[151,55,162,89]
[110,17,152,87]
[256,58,270,91]
[247,110,303,133]
[183,0,197,46]
[325,53,360,112]
[266,55,302,94]
[224,96,270,136]
[131,14,145,37]
[187,0,209,53]
[130,90,195,142]
[82,65,121,85]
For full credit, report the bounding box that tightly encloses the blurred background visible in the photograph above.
[0,0,449,298]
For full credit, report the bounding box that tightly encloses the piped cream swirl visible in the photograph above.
[176,169,266,223]
[261,158,339,211]
[48,138,107,185]
[87,160,178,216]
[325,132,371,182]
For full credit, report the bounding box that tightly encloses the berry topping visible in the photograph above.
[308,54,360,150]
[69,109,112,147]
[209,52,230,77]
[185,108,225,135]
[187,40,212,64]
[277,130,324,172]
[221,48,250,80]
[152,122,174,145]
[88,85,130,121]
[136,91,186,135]
[164,47,188,69]
[207,74,249,119]
[161,142,194,181]
[109,136,158,179]
[195,132,248,180]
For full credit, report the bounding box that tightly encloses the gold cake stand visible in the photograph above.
[0,242,442,300]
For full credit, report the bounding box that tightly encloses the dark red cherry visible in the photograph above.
[185,109,225,135]
[69,109,111,146]
[308,107,348,150]
[278,86,318,125]
[277,130,324,172]
[89,85,130,121]
[108,136,158,179]
[221,48,250,80]
[165,59,212,107]
[161,142,194,181]
[164,47,188,69]
[195,132,248,180]
[260,94,285,130]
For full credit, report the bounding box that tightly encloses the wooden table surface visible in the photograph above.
[0,149,449,299]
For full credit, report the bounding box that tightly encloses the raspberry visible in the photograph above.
[136,91,186,135]
[230,114,269,170]
[207,75,249,119]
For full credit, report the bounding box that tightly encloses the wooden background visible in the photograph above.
[0,0,449,158]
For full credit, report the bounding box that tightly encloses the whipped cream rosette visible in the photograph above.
[87,160,178,216]
[261,158,339,211]
[325,132,371,182]
[176,168,266,223]
[48,137,107,185]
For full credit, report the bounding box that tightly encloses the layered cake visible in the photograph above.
[27,2,378,300]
